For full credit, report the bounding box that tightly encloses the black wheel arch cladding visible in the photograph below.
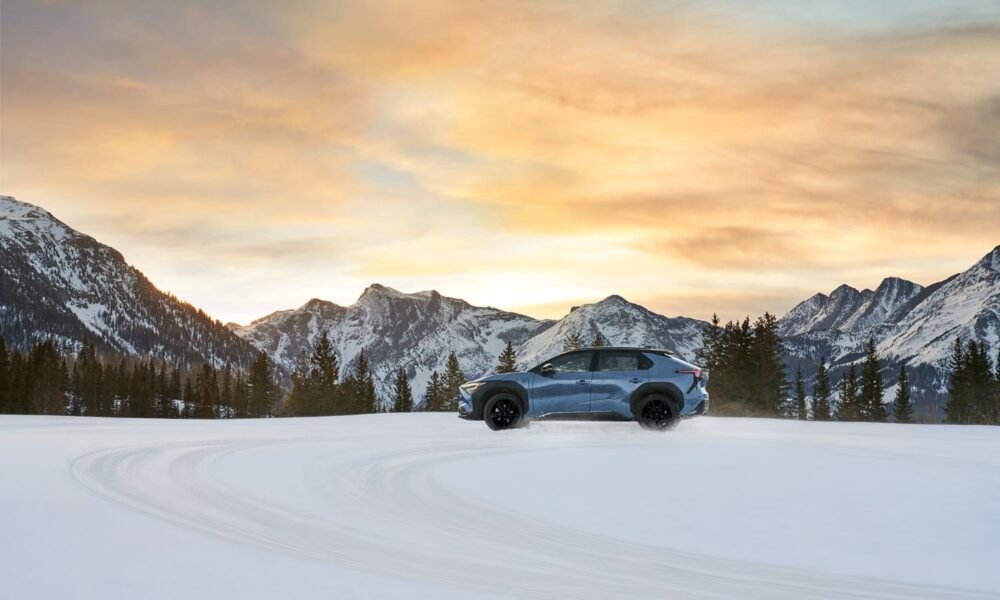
[472,381,528,420]
[629,382,683,418]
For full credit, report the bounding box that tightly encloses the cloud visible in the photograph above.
[650,227,819,269]
[2,0,998,323]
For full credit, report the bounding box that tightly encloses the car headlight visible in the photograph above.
[460,382,485,392]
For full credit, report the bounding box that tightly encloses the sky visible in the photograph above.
[2,0,999,324]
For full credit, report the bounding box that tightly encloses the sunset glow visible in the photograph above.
[2,0,998,323]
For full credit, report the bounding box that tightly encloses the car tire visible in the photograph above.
[483,394,525,431]
[636,394,678,431]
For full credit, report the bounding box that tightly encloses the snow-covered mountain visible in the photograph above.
[4,195,996,411]
[516,295,706,368]
[879,247,1000,367]
[0,196,258,368]
[233,285,554,397]
[235,290,709,398]
[779,277,924,338]
[781,246,1000,399]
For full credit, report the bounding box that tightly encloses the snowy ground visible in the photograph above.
[2,415,999,600]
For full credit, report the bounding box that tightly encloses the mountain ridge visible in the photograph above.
[0,195,259,369]
[2,195,997,411]
[780,245,999,413]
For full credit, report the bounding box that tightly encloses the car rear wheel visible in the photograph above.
[484,395,524,431]
[636,395,677,431]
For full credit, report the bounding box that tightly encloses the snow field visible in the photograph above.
[1,414,998,599]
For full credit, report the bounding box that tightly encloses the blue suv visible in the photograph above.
[458,347,708,430]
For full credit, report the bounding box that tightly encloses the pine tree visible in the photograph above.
[0,336,8,413]
[247,352,277,417]
[361,363,377,414]
[424,371,444,411]
[893,363,913,424]
[166,366,182,418]
[793,363,807,420]
[696,314,722,369]
[219,366,234,418]
[357,349,378,413]
[753,313,787,415]
[945,337,970,424]
[195,364,218,418]
[340,349,377,414]
[811,357,832,421]
[563,331,585,351]
[110,358,129,417]
[495,341,518,374]
[993,348,1000,426]
[441,352,465,412]
[696,314,723,413]
[858,337,886,422]
[965,340,994,424]
[232,371,248,418]
[591,332,607,347]
[182,376,196,418]
[286,350,314,416]
[29,341,64,415]
[734,317,755,408]
[836,364,859,421]
[127,360,154,418]
[156,364,174,418]
[390,367,413,413]
[78,341,106,417]
[311,332,340,414]
[7,351,29,414]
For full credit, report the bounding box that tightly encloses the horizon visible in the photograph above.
[5,194,998,326]
[2,1,999,324]
[237,247,997,327]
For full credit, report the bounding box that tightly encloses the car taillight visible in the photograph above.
[676,369,702,379]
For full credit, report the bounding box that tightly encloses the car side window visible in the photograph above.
[598,351,643,371]
[548,351,593,373]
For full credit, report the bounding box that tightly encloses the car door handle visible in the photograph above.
[629,378,643,383]
[576,380,590,385]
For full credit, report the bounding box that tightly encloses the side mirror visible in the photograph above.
[540,363,555,376]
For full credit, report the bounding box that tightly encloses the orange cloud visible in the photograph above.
[2,0,998,323]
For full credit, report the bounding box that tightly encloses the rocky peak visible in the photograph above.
[975,245,1000,273]
[303,298,343,312]
[830,284,863,299]
[357,283,408,302]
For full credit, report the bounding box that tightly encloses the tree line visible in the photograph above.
[3,329,997,424]
[283,334,378,416]
[696,314,788,417]
[0,337,278,418]
[0,332,501,418]
[944,338,1000,425]
[697,314,1000,424]
[281,333,475,416]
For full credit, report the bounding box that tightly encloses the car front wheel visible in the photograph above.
[484,395,525,431]
[636,395,678,431]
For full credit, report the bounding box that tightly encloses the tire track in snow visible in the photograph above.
[71,434,999,600]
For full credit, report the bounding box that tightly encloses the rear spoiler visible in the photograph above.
[642,348,677,357]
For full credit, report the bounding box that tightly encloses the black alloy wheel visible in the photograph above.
[485,396,523,431]
[638,396,676,431]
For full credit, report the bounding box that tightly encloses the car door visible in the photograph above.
[589,350,650,417]
[529,350,595,417]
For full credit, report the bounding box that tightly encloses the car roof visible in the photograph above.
[563,346,675,356]
[530,346,681,371]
